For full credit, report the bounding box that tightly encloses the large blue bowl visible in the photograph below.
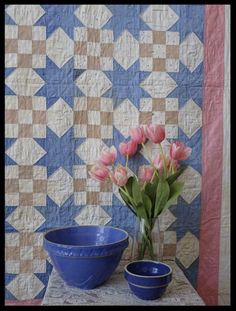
[43,225,129,289]
[124,260,172,300]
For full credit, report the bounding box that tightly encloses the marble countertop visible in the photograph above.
[42,260,205,306]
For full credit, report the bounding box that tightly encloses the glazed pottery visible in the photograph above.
[124,260,172,300]
[44,225,129,289]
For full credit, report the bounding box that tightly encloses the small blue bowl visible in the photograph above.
[124,260,172,300]
[44,225,129,289]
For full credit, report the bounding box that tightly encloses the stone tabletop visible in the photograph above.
[42,260,205,306]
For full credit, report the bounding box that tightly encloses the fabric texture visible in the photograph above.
[5,4,230,305]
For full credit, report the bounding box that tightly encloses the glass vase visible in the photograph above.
[132,217,163,261]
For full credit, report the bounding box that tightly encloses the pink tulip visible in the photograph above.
[89,163,110,182]
[119,140,138,157]
[144,124,165,144]
[129,126,146,144]
[169,141,192,161]
[153,154,174,175]
[159,156,179,172]
[138,166,154,182]
[153,154,164,171]
[98,146,117,166]
[168,159,180,170]
[110,165,128,187]
[154,154,180,174]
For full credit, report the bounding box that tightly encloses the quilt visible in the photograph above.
[5,4,230,305]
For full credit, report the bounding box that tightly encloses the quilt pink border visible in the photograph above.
[197,4,225,306]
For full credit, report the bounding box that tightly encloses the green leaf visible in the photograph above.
[132,178,143,206]
[154,177,170,217]
[141,192,152,218]
[144,183,155,203]
[144,175,159,205]
[118,188,137,216]
[136,202,148,220]
[160,181,184,214]
[120,176,136,207]
[125,176,135,196]
[152,174,159,189]
[118,188,131,206]
[166,166,186,185]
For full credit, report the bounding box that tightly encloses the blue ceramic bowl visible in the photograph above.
[124,260,172,300]
[43,225,129,289]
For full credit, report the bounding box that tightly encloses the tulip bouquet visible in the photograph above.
[89,124,192,260]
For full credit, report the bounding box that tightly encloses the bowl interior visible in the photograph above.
[44,225,128,247]
[126,260,171,277]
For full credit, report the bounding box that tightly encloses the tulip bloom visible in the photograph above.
[169,141,192,161]
[138,165,154,182]
[129,126,146,144]
[110,165,128,187]
[98,146,117,166]
[119,140,138,157]
[89,163,110,182]
[168,159,180,171]
[153,154,164,171]
[144,124,165,144]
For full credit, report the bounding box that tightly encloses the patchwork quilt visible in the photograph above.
[5,4,230,305]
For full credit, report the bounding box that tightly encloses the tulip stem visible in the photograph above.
[170,159,175,174]
[141,143,155,169]
[150,171,156,183]
[125,155,129,169]
[141,142,159,179]
[168,162,172,175]
[120,186,136,208]
[159,143,167,178]
[141,143,151,163]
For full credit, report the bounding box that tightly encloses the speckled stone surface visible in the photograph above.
[42,260,205,306]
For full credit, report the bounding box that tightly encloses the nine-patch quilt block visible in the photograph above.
[5,4,230,306]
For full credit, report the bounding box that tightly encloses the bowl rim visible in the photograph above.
[128,281,169,289]
[124,260,172,278]
[43,225,129,248]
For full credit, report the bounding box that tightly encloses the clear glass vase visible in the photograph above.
[132,217,163,261]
